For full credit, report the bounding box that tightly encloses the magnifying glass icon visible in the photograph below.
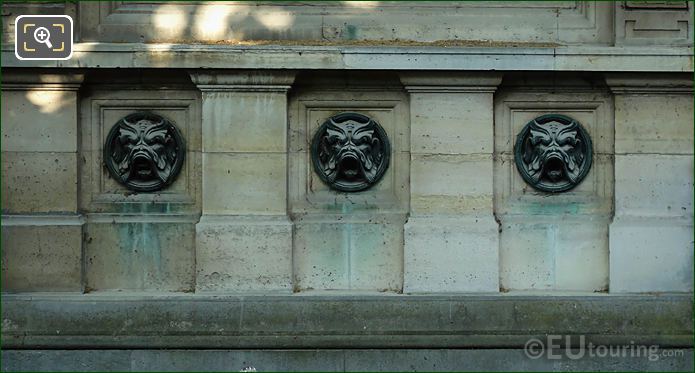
[33,27,53,49]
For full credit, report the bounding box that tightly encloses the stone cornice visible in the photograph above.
[1,44,692,72]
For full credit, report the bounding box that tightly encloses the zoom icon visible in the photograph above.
[15,15,73,60]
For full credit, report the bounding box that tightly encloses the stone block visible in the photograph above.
[409,92,494,154]
[615,94,693,154]
[615,154,693,218]
[1,90,78,152]
[404,216,499,293]
[610,217,693,293]
[196,217,292,292]
[499,218,609,291]
[293,217,404,291]
[84,220,195,291]
[1,222,82,292]
[201,91,288,152]
[1,152,77,213]
[202,152,286,215]
[410,154,493,215]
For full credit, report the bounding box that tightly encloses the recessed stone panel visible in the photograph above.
[494,90,614,216]
[80,89,200,212]
[289,89,409,214]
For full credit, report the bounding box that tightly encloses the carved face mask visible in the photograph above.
[514,115,592,193]
[104,113,185,192]
[312,113,390,192]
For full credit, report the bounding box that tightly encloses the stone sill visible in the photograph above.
[1,44,692,72]
[2,293,691,349]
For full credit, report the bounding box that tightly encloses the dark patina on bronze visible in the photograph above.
[104,112,185,192]
[311,112,390,192]
[514,114,592,193]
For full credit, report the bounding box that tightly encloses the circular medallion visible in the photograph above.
[104,112,185,192]
[311,112,391,192]
[514,114,592,193]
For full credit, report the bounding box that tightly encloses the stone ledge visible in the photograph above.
[1,294,691,349]
[1,44,692,72]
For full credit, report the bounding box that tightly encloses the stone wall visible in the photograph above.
[1,1,693,371]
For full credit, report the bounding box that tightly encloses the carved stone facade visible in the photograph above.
[1,1,692,371]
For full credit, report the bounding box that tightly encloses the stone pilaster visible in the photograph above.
[606,74,693,293]
[1,72,84,292]
[190,70,296,292]
[400,72,503,293]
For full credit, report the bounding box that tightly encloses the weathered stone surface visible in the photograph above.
[1,90,78,152]
[1,152,77,213]
[201,152,286,215]
[610,217,694,293]
[499,218,609,292]
[408,92,494,155]
[196,217,292,292]
[404,216,498,293]
[1,222,82,292]
[3,348,693,372]
[410,154,493,215]
[84,221,195,292]
[615,94,694,155]
[614,154,693,218]
[293,217,404,292]
[1,294,691,349]
[199,91,289,153]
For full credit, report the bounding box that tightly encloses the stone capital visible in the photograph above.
[604,73,692,94]
[399,71,503,93]
[1,71,84,91]
[189,70,297,92]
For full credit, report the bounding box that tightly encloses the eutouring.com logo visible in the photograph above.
[524,335,684,361]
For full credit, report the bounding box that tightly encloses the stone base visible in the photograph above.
[404,215,499,293]
[609,217,694,293]
[195,215,292,293]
